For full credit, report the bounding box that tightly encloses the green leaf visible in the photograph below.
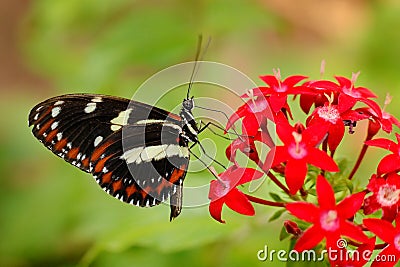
[269,209,286,222]
[269,192,283,202]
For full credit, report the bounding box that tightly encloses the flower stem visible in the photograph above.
[258,161,291,195]
[244,194,285,207]
[348,143,369,180]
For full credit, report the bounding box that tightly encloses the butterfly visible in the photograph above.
[28,92,200,220]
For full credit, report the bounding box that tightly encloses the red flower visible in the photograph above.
[226,131,274,165]
[356,94,400,136]
[363,216,400,267]
[300,79,339,114]
[226,95,272,137]
[265,115,339,194]
[365,133,400,175]
[208,166,264,223]
[364,173,400,222]
[252,68,308,113]
[286,175,368,254]
[307,94,369,151]
[335,72,382,117]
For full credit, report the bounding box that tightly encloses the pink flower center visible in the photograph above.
[394,233,400,252]
[320,210,340,232]
[288,132,308,159]
[248,97,268,113]
[377,184,400,207]
[382,111,391,120]
[317,105,340,124]
[274,84,288,93]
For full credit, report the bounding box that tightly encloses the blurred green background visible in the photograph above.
[1,0,400,266]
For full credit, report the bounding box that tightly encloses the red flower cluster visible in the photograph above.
[207,69,400,266]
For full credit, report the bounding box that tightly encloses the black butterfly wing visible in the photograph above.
[28,94,131,172]
[90,123,189,219]
[28,94,189,219]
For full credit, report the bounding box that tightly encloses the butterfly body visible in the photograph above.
[28,94,199,220]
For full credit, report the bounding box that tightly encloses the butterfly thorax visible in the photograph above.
[180,98,199,144]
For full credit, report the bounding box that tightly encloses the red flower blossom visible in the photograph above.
[365,133,400,175]
[356,94,400,136]
[307,94,369,151]
[300,79,339,114]
[252,68,308,113]
[363,216,400,267]
[286,175,368,254]
[265,115,339,194]
[226,95,272,137]
[335,72,382,117]
[208,166,263,223]
[226,131,274,165]
[364,173,400,222]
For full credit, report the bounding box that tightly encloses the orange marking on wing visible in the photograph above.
[54,138,67,151]
[141,186,153,199]
[155,178,171,195]
[169,165,186,184]
[125,185,137,198]
[168,112,181,121]
[101,172,113,184]
[46,130,58,143]
[91,141,112,161]
[38,119,54,136]
[81,158,89,168]
[67,147,80,159]
[112,180,123,192]
[94,154,114,173]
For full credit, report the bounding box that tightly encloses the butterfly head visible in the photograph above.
[180,97,199,143]
[182,97,194,111]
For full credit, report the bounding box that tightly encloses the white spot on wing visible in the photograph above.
[51,121,59,130]
[91,97,103,102]
[94,136,103,147]
[51,107,61,117]
[84,102,96,113]
[110,108,132,131]
[34,113,39,120]
[54,100,64,106]
[56,132,63,141]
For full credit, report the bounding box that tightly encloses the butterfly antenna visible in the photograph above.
[187,35,211,99]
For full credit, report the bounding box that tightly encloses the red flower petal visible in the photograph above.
[269,94,287,113]
[377,154,400,175]
[363,218,396,244]
[340,221,369,243]
[327,122,345,151]
[269,146,289,167]
[209,197,225,223]
[337,191,366,219]
[307,147,339,172]
[283,75,308,87]
[316,175,336,209]
[259,75,279,87]
[227,167,264,185]
[293,225,325,251]
[286,202,319,222]
[285,159,307,194]
[338,93,357,113]
[363,195,381,215]
[365,138,397,153]
[224,188,255,216]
